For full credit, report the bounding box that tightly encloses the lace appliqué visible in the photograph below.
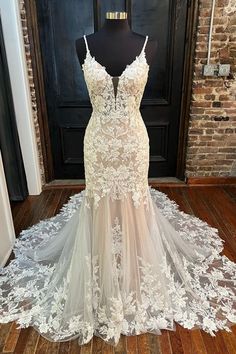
[81,35,150,209]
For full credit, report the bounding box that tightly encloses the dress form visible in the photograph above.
[75,11,157,78]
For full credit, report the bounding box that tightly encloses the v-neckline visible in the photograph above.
[83,50,149,108]
[83,34,149,79]
[82,35,149,109]
[86,49,147,80]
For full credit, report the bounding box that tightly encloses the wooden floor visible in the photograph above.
[1,185,236,354]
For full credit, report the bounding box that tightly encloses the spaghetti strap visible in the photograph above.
[141,35,148,54]
[84,34,147,56]
[83,35,90,53]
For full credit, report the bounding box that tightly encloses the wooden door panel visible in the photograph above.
[36,0,188,179]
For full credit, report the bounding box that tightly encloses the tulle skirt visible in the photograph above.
[0,186,236,346]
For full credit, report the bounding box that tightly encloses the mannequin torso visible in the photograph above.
[75,18,157,77]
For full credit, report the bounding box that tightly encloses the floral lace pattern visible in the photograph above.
[1,188,236,346]
[82,34,150,208]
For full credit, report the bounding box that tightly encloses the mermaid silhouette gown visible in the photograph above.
[1,34,236,346]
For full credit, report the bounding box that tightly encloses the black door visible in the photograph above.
[0,16,28,201]
[36,0,188,179]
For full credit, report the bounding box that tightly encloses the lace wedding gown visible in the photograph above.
[1,34,236,347]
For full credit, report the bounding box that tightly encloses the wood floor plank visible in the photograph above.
[170,187,196,215]
[2,322,21,353]
[35,335,49,354]
[16,191,51,233]
[221,330,236,354]
[41,189,64,219]
[190,330,207,354]
[69,338,81,354]
[126,335,138,353]
[0,323,12,352]
[214,331,230,354]
[137,333,151,354]
[58,340,71,353]
[184,187,236,260]
[10,199,27,220]
[79,338,93,354]
[201,331,221,354]
[223,186,236,203]
[13,327,33,353]
[159,330,172,354]
[147,333,161,354]
[45,339,60,354]
[54,189,74,214]
[92,336,103,353]
[169,328,184,354]
[177,325,193,354]
[204,187,236,237]
[12,196,37,235]
[101,341,115,354]
[114,334,126,353]
[201,187,236,260]
[22,328,40,354]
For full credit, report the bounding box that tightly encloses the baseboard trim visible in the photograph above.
[42,176,236,190]
[43,183,85,190]
[43,178,186,190]
[186,176,236,185]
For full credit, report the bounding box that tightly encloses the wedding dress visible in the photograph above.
[1,34,236,347]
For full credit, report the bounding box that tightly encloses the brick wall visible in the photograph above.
[19,0,46,185]
[186,0,236,177]
[18,0,236,183]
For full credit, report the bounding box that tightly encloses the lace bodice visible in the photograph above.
[82,34,150,208]
[82,35,149,114]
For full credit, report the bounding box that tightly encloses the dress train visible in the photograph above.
[1,187,236,346]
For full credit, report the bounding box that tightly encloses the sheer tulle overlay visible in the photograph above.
[1,187,236,346]
[1,34,236,346]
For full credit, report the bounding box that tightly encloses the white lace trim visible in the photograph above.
[1,188,236,346]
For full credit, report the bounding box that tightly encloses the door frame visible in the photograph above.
[25,0,199,183]
[0,0,42,194]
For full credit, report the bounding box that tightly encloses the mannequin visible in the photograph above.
[75,11,157,80]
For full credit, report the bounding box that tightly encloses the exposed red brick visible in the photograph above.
[186,0,236,178]
[204,94,216,100]
[19,0,45,185]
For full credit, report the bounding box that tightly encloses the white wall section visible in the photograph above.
[0,0,42,195]
[0,153,15,267]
